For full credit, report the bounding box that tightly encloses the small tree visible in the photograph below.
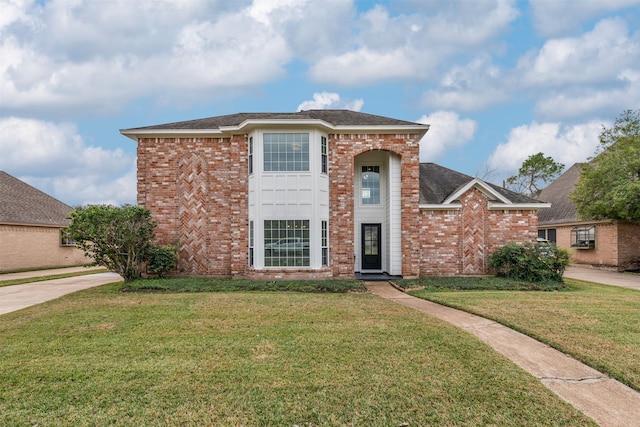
[570,109,640,224]
[66,204,156,281]
[506,152,564,197]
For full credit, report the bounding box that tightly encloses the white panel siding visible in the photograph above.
[389,154,402,275]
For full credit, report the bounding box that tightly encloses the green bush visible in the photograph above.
[147,244,178,278]
[489,242,570,282]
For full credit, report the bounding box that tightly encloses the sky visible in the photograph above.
[1,0,639,206]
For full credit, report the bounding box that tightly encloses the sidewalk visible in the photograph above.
[366,282,640,427]
[0,268,123,315]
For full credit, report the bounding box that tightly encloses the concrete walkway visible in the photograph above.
[0,270,123,315]
[564,265,640,290]
[366,282,640,427]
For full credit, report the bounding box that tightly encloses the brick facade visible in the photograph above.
[419,188,539,276]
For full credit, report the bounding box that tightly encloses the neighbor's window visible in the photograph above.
[60,230,76,246]
[361,165,380,205]
[249,221,254,267]
[538,228,557,244]
[321,220,328,267]
[571,225,595,249]
[263,133,309,172]
[264,220,310,267]
[321,136,328,174]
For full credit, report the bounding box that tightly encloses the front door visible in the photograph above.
[361,223,382,270]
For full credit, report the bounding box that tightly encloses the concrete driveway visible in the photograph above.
[0,271,123,315]
[564,265,640,290]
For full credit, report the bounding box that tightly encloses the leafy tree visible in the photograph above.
[66,204,157,281]
[570,109,640,225]
[506,152,564,197]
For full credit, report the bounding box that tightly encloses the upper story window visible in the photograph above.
[361,165,380,205]
[571,225,596,249]
[264,133,309,172]
[248,136,253,175]
[321,136,328,174]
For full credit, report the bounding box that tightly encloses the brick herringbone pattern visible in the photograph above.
[462,190,485,274]
[178,153,209,275]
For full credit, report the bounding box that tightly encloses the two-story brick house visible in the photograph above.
[121,110,547,279]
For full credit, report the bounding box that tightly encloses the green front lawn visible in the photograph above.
[0,282,591,426]
[408,278,640,391]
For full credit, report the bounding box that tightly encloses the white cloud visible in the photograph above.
[421,56,508,111]
[530,0,640,37]
[0,117,136,205]
[0,0,293,115]
[518,18,640,88]
[486,120,605,174]
[417,111,477,162]
[297,92,364,111]
[309,0,518,85]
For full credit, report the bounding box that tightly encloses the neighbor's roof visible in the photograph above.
[0,171,72,227]
[419,163,544,207]
[121,109,429,136]
[536,163,582,225]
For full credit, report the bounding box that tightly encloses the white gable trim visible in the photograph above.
[419,203,462,210]
[443,178,511,205]
[488,202,551,210]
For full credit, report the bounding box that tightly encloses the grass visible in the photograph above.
[0,268,109,288]
[394,275,565,291]
[0,282,592,426]
[408,278,640,391]
[120,277,367,293]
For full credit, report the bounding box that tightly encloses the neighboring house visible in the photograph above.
[121,110,548,279]
[0,171,89,272]
[537,163,640,271]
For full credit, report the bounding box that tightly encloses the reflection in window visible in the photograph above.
[263,133,309,172]
[361,166,380,205]
[571,225,595,249]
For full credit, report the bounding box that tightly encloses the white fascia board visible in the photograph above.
[119,128,223,141]
[419,203,462,210]
[488,202,551,210]
[443,178,511,205]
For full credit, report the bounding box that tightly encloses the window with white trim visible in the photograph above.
[264,220,310,267]
[249,221,254,267]
[60,230,76,246]
[321,136,328,174]
[321,220,328,266]
[361,165,380,205]
[264,133,309,172]
[248,136,253,175]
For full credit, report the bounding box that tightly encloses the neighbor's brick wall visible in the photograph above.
[137,136,248,277]
[618,221,640,270]
[418,188,539,276]
[0,225,89,271]
[554,221,640,270]
[329,133,422,278]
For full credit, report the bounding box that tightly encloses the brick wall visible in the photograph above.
[419,188,539,275]
[328,133,422,278]
[618,221,640,270]
[137,135,248,277]
[0,225,89,271]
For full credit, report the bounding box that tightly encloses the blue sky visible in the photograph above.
[1,0,639,206]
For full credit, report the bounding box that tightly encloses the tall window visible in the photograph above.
[361,166,380,205]
[264,133,309,172]
[321,220,328,266]
[264,220,310,267]
[321,136,328,174]
[249,221,254,267]
[248,136,253,174]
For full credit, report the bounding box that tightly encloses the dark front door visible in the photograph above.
[361,223,382,270]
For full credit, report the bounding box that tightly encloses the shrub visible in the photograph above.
[147,244,178,278]
[489,242,570,283]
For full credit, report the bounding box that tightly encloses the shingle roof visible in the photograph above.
[536,163,582,225]
[419,163,542,205]
[122,109,426,131]
[0,171,72,227]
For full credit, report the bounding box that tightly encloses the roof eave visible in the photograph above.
[419,203,462,210]
[443,178,511,205]
[488,202,551,210]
